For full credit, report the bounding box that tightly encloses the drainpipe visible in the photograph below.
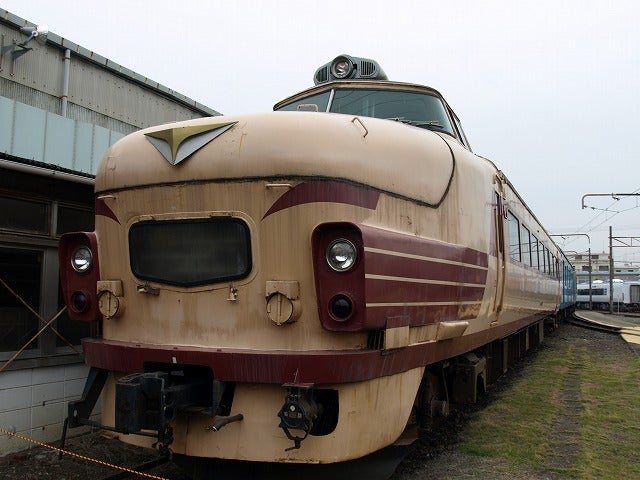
[61,48,70,117]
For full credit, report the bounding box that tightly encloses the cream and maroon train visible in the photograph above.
[60,55,575,468]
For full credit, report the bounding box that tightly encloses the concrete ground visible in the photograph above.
[573,310,640,349]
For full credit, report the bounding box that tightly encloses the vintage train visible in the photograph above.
[59,54,575,472]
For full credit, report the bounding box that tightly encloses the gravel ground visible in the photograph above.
[0,431,188,480]
[0,320,635,479]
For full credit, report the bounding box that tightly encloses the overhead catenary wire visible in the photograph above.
[560,186,640,249]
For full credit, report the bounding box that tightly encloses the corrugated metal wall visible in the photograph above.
[66,58,210,128]
[0,19,218,136]
[0,23,64,98]
[0,79,61,112]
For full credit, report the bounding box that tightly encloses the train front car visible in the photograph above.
[59,55,563,466]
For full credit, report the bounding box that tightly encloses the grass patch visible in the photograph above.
[578,355,640,479]
[459,346,570,464]
[458,329,640,479]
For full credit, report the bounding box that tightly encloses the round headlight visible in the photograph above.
[326,239,357,272]
[331,56,354,79]
[71,245,93,273]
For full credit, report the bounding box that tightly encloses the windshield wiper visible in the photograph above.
[386,117,446,131]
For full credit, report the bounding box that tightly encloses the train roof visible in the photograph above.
[273,78,471,151]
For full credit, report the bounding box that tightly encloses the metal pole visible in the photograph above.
[588,247,592,310]
[582,192,640,209]
[609,226,614,314]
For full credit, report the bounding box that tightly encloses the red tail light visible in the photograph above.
[59,232,101,321]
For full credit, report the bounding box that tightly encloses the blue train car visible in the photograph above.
[560,252,576,314]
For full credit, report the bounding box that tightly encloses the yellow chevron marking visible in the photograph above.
[144,121,236,164]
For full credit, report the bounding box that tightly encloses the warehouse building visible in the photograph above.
[0,8,219,454]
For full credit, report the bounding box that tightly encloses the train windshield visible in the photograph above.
[276,88,456,136]
[276,91,331,112]
[129,218,252,287]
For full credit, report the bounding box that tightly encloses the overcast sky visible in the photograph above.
[2,0,639,262]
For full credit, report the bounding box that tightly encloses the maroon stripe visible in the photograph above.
[360,225,488,268]
[263,181,380,219]
[95,197,120,224]
[386,316,411,328]
[365,250,488,285]
[366,278,485,304]
[357,225,488,327]
[81,312,549,384]
[369,304,481,327]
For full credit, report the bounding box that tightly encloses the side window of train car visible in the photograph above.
[507,211,521,261]
[520,224,532,267]
[531,235,540,270]
[449,109,472,150]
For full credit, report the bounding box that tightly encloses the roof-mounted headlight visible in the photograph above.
[314,55,388,85]
[330,56,355,79]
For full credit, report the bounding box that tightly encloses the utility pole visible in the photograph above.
[610,226,614,314]
[607,228,640,314]
[588,245,593,310]
[580,193,640,313]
